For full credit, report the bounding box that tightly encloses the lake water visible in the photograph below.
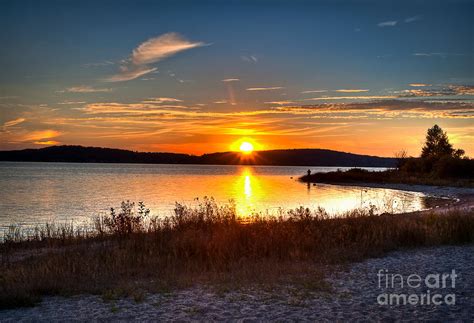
[0,162,430,230]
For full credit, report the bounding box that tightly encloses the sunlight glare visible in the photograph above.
[239,141,254,154]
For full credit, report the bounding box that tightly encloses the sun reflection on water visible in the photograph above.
[0,163,435,229]
[233,167,266,218]
[244,175,251,197]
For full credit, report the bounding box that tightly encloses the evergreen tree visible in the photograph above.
[421,125,464,159]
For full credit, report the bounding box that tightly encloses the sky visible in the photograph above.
[0,0,473,157]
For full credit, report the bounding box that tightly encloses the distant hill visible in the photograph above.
[0,145,396,167]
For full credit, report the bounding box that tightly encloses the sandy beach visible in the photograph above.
[1,244,472,321]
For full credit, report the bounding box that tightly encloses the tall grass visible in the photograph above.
[1,198,473,309]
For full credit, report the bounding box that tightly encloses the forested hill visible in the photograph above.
[0,145,396,167]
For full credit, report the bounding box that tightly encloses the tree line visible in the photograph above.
[397,125,473,178]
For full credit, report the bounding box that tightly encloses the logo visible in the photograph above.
[376,269,457,306]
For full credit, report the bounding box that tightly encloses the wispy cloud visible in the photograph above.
[21,130,61,143]
[413,52,464,58]
[131,33,206,65]
[400,85,474,97]
[246,87,284,91]
[241,55,258,63]
[453,85,474,95]
[335,89,369,93]
[378,20,397,27]
[264,101,296,105]
[107,32,206,82]
[83,60,115,68]
[222,78,240,82]
[34,140,60,145]
[142,97,183,104]
[106,66,158,82]
[405,15,422,23]
[14,97,471,155]
[301,90,327,94]
[2,118,26,130]
[60,85,113,93]
[277,100,474,120]
[57,101,87,105]
[409,83,431,87]
[304,95,397,101]
[75,99,474,122]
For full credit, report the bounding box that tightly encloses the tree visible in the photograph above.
[421,125,464,159]
[394,150,408,170]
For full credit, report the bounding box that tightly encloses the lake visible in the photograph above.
[0,162,430,230]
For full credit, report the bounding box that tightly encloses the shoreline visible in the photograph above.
[307,181,474,213]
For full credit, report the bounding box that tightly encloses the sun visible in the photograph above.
[239,141,254,154]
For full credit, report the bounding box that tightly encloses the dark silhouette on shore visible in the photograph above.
[301,125,474,186]
[0,145,396,167]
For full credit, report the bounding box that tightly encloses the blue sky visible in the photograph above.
[0,0,473,155]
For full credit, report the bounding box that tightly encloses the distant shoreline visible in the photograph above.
[0,145,396,167]
[0,160,390,170]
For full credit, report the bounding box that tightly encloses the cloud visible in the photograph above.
[301,90,327,94]
[305,96,396,101]
[34,140,60,145]
[399,85,474,97]
[413,53,464,58]
[241,55,258,63]
[453,85,474,95]
[264,101,296,105]
[57,101,87,105]
[246,87,284,91]
[107,32,206,82]
[405,15,422,23]
[335,89,369,93]
[75,99,474,123]
[214,100,228,104]
[3,118,26,128]
[142,97,183,104]
[413,53,436,57]
[378,20,397,27]
[409,83,431,87]
[83,61,115,68]
[222,78,240,82]
[106,66,158,82]
[131,33,206,65]
[35,99,471,155]
[18,98,470,156]
[20,130,61,143]
[278,100,474,119]
[61,85,113,93]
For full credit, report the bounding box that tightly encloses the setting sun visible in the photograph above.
[239,141,254,154]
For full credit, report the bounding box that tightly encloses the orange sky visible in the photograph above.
[2,99,472,157]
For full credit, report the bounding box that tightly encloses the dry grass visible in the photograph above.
[1,198,473,309]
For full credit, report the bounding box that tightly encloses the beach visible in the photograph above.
[2,244,472,321]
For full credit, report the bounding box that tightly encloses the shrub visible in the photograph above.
[103,201,150,235]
